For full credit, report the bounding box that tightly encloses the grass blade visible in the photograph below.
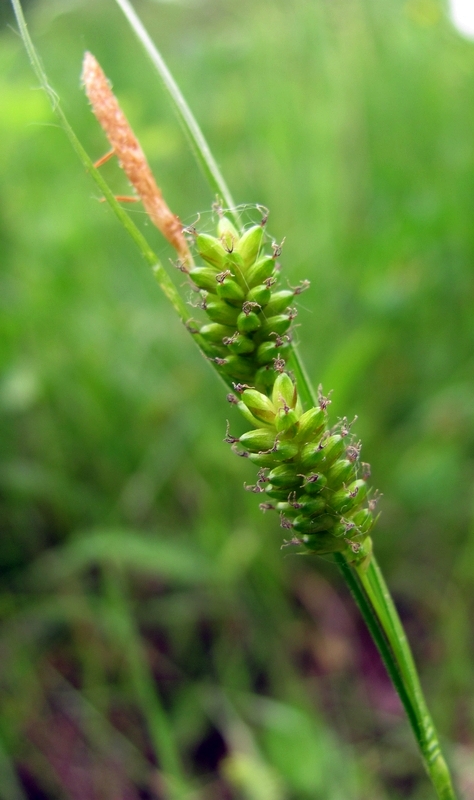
[354,556,457,800]
[10,0,190,328]
[10,0,238,389]
[113,0,239,229]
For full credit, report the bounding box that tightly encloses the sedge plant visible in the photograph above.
[11,0,458,797]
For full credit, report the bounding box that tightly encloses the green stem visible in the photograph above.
[10,0,238,392]
[353,556,457,800]
[111,0,330,414]
[333,552,419,734]
[290,312,457,799]
[291,321,456,796]
[291,314,456,797]
[113,0,239,231]
[11,0,189,326]
[335,554,457,800]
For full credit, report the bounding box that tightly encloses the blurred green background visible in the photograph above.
[1,0,474,797]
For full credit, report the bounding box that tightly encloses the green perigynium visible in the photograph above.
[183,213,306,390]
[186,214,378,565]
[228,372,377,566]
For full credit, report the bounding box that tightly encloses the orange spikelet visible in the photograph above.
[81,51,190,264]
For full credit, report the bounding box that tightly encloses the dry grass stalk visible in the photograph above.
[81,51,190,264]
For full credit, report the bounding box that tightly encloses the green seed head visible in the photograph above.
[240,389,276,423]
[192,213,378,560]
[200,322,236,343]
[189,266,220,292]
[235,224,265,268]
[217,216,239,251]
[267,465,302,488]
[239,428,277,453]
[272,372,298,411]
[216,276,246,305]
[246,255,276,287]
[196,233,228,268]
[237,310,261,335]
[295,407,326,443]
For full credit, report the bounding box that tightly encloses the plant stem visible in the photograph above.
[10,0,240,391]
[333,552,419,733]
[112,0,239,231]
[11,1,189,324]
[353,556,457,800]
[335,554,457,799]
[287,287,457,800]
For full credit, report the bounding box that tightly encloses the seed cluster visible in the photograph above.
[187,214,378,563]
[227,373,377,563]
[183,213,307,392]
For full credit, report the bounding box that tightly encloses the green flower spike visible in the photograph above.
[226,369,376,566]
[189,213,308,394]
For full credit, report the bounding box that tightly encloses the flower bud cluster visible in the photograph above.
[184,214,308,392]
[227,371,378,564]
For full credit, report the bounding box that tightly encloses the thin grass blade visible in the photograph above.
[113,0,238,229]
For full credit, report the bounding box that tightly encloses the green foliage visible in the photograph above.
[1,0,474,796]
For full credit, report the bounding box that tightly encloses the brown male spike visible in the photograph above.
[81,52,190,265]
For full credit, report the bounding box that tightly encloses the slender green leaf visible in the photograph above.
[113,0,239,229]
[11,0,190,327]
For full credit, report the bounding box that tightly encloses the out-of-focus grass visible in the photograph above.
[1,0,474,797]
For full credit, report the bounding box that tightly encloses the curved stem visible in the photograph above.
[10,0,238,397]
[11,0,189,326]
[112,0,239,231]
[333,553,419,733]
[353,556,457,800]
[289,303,457,799]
